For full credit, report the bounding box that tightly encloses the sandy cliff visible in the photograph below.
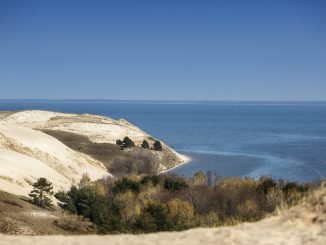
[0,110,188,196]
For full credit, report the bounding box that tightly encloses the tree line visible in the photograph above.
[29,172,314,234]
[116,137,163,151]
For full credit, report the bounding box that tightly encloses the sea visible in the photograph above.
[1,100,326,182]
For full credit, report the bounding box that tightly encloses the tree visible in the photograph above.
[164,177,188,191]
[123,136,135,148]
[193,171,208,186]
[113,178,140,194]
[141,175,160,186]
[153,140,163,151]
[54,190,77,213]
[79,173,91,188]
[141,140,150,149]
[167,199,195,230]
[109,150,160,177]
[29,177,54,207]
[135,203,170,232]
[257,177,277,195]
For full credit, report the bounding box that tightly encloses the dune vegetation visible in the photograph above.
[52,172,314,234]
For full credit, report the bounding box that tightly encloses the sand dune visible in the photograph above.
[0,110,188,196]
[2,110,188,164]
[0,124,109,196]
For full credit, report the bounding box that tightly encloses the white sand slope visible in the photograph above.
[0,110,188,196]
[1,110,189,169]
[0,124,109,196]
[1,110,160,144]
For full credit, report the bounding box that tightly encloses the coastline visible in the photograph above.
[159,152,192,174]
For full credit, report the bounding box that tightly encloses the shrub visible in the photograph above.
[141,175,160,186]
[153,140,163,151]
[264,188,284,212]
[108,157,131,177]
[123,137,135,148]
[79,173,91,188]
[192,171,208,185]
[114,191,141,225]
[236,199,260,221]
[54,190,77,213]
[113,178,140,194]
[116,137,135,148]
[54,215,96,234]
[135,203,170,232]
[55,174,313,234]
[141,140,150,149]
[257,177,277,195]
[283,182,306,194]
[109,150,160,177]
[164,177,188,191]
[167,199,195,230]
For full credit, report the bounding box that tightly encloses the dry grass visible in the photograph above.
[0,190,69,235]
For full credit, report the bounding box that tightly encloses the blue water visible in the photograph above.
[1,100,326,182]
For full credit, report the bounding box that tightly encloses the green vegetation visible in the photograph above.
[54,173,312,234]
[123,137,135,148]
[115,136,135,149]
[29,178,54,208]
[153,140,163,151]
[164,176,188,191]
[116,136,162,152]
[113,178,140,194]
[141,140,150,149]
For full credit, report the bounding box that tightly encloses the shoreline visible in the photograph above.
[159,152,192,174]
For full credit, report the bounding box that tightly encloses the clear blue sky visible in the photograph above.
[0,0,325,100]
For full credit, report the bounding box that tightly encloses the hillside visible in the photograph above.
[0,110,188,196]
[1,184,325,244]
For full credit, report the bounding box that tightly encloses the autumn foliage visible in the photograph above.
[54,172,313,234]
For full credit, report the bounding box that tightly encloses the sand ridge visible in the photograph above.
[0,110,188,196]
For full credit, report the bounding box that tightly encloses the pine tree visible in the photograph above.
[153,140,163,151]
[123,136,135,148]
[29,178,54,207]
[141,140,150,149]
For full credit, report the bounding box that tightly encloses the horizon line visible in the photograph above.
[0,99,326,102]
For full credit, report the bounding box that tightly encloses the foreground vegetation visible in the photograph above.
[52,172,314,234]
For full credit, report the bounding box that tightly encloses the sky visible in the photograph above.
[0,0,325,101]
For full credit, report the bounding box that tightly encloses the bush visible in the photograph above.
[164,177,188,191]
[167,199,195,230]
[153,140,163,151]
[192,171,208,185]
[55,174,312,234]
[257,177,277,195]
[141,175,160,186]
[135,203,170,232]
[283,182,306,194]
[123,137,135,148]
[54,190,77,213]
[141,140,150,149]
[54,215,96,234]
[116,137,135,148]
[113,178,140,194]
[109,150,160,177]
